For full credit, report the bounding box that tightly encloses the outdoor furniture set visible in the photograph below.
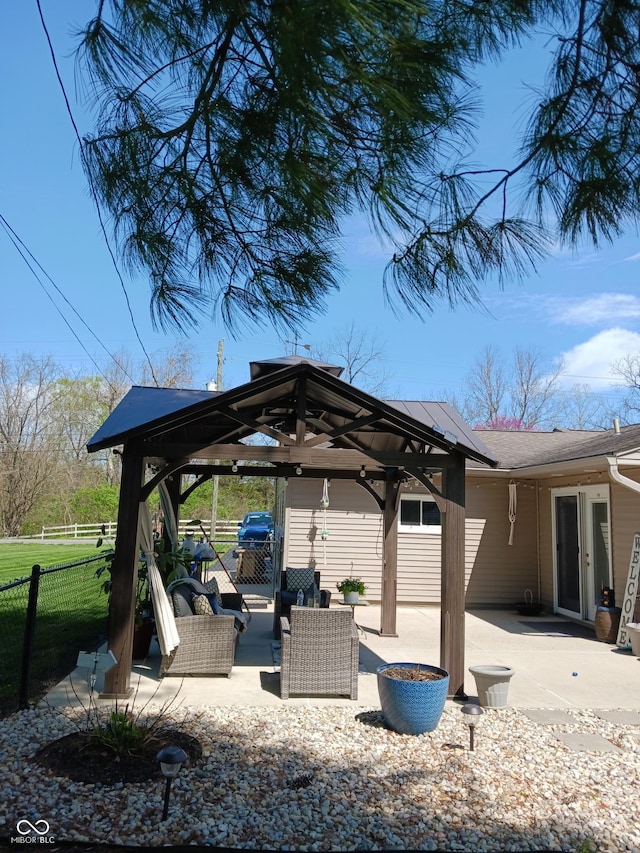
[158,567,359,701]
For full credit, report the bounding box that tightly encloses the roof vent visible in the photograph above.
[613,417,621,434]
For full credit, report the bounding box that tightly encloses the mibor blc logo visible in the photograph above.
[11,819,55,845]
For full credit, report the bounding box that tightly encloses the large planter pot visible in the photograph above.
[376,663,449,735]
[626,623,640,657]
[344,591,359,605]
[469,665,515,708]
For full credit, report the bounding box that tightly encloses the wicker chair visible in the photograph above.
[159,613,237,677]
[280,607,359,699]
[159,578,241,677]
[273,569,331,639]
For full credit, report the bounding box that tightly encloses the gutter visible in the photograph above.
[607,456,640,495]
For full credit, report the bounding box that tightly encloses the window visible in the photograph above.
[399,496,441,533]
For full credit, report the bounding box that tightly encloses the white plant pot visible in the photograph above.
[469,665,515,709]
[344,591,359,604]
[626,623,640,657]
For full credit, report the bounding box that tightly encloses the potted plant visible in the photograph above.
[376,663,449,734]
[336,577,366,604]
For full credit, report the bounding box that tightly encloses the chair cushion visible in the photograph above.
[171,588,194,618]
[286,567,315,591]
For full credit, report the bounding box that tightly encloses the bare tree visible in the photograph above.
[0,355,60,536]
[609,355,640,424]
[457,346,567,429]
[511,348,565,426]
[311,323,395,396]
[556,383,612,430]
[461,345,508,425]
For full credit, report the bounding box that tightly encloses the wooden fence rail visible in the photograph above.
[36,520,241,540]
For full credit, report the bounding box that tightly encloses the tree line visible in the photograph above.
[3,327,638,536]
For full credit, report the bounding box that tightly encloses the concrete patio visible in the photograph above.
[46,603,640,711]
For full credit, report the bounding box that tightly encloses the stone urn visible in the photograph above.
[625,622,640,657]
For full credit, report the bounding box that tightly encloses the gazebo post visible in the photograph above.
[101,449,144,698]
[380,468,400,637]
[440,453,467,698]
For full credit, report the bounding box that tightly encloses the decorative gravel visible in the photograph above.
[0,703,639,851]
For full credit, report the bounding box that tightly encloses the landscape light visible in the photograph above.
[157,745,187,820]
[460,704,484,751]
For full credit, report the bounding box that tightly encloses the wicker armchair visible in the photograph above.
[280,607,359,699]
[273,568,331,639]
[159,613,237,677]
[159,577,242,677]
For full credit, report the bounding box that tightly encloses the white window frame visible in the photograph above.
[398,494,442,534]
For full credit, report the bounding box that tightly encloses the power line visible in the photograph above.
[35,0,159,387]
[0,212,134,385]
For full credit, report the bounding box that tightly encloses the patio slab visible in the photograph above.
[522,709,576,725]
[553,732,623,753]
[45,605,640,711]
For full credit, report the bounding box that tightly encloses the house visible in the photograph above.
[283,421,640,627]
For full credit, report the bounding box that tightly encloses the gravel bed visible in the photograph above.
[0,704,639,851]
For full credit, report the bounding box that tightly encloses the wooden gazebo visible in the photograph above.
[87,356,497,698]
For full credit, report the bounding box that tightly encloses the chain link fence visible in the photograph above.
[0,554,110,718]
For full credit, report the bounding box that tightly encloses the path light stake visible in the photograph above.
[460,704,484,751]
[157,745,187,821]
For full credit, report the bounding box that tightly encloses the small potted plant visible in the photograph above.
[336,577,366,604]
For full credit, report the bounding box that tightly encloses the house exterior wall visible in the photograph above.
[283,476,538,606]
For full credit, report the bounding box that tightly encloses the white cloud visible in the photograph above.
[623,252,640,262]
[558,328,640,389]
[547,293,640,326]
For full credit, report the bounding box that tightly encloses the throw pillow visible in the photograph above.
[193,594,214,616]
[286,567,315,592]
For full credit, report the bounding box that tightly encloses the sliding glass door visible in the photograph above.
[552,486,611,620]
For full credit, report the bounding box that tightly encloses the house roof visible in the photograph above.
[87,357,498,469]
[470,423,640,471]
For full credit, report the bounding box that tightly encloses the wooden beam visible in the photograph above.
[101,450,144,698]
[302,413,382,448]
[440,453,467,698]
[216,405,296,446]
[295,376,308,445]
[380,469,400,637]
[138,441,457,470]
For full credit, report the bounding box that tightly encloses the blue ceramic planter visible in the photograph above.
[376,662,449,735]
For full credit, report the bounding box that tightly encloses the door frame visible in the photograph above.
[551,484,611,621]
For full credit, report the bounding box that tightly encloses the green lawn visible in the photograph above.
[0,541,103,584]
[0,542,110,715]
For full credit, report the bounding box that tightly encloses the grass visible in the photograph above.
[0,541,102,584]
[0,542,110,714]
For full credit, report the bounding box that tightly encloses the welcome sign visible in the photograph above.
[617,532,640,647]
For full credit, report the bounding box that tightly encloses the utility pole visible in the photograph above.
[209,340,224,540]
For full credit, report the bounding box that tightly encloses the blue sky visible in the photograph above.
[2,3,640,409]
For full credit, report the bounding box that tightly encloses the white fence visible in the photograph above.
[38,520,240,541]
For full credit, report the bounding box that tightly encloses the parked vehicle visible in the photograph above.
[237,512,274,549]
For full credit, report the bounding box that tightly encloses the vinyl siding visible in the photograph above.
[284,477,538,606]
